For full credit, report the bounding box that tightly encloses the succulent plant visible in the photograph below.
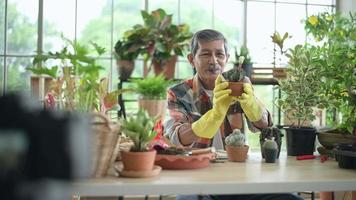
[262,138,278,150]
[222,56,246,82]
[225,129,245,147]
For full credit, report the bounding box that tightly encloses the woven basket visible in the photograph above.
[92,113,121,177]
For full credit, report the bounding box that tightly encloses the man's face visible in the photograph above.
[188,39,229,87]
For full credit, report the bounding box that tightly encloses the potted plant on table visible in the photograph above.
[120,110,158,173]
[234,46,253,78]
[131,75,172,120]
[225,129,249,162]
[276,44,325,156]
[262,138,279,163]
[259,127,283,159]
[222,56,246,97]
[304,12,356,152]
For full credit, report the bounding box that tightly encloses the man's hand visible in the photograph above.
[192,75,234,139]
[237,83,263,122]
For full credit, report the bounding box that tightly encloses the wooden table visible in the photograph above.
[72,153,356,197]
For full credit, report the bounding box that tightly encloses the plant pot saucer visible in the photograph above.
[117,165,161,178]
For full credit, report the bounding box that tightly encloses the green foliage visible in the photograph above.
[121,110,158,152]
[131,75,172,99]
[112,8,192,73]
[225,129,245,147]
[262,139,278,150]
[276,45,326,128]
[27,37,116,112]
[305,12,356,133]
[234,46,252,65]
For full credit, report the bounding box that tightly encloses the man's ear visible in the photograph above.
[187,53,194,66]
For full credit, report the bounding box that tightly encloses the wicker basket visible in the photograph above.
[92,113,121,177]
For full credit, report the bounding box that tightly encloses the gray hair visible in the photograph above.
[190,29,229,57]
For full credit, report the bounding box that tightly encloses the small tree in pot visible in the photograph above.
[276,44,325,156]
[225,129,249,162]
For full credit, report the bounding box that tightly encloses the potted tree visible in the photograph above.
[120,110,159,174]
[276,44,325,156]
[140,9,192,79]
[114,39,141,81]
[225,129,249,162]
[131,75,172,120]
[222,56,246,97]
[304,12,356,151]
[234,46,253,78]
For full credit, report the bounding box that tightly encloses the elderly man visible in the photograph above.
[164,29,303,200]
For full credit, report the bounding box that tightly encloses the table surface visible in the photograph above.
[71,153,356,197]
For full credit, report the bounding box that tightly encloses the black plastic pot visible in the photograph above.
[334,148,356,169]
[285,127,317,156]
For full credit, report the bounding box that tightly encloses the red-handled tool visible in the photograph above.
[296,155,317,160]
[296,155,328,163]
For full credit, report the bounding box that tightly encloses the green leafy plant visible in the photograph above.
[114,39,141,61]
[234,46,252,65]
[28,37,118,113]
[131,75,172,99]
[141,8,192,66]
[121,109,158,152]
[304,12,356,134]
[276,45,325,128]
[271,31,292,67]
[225,129,245,147]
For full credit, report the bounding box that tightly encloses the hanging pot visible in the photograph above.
[116,60,135,81]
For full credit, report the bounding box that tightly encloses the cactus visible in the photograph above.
[263,138,278,150]
[225,129,245,147]
[222,56,246,82]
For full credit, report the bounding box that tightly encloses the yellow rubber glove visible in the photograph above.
[237,83,263,122]
[192,75,235,139]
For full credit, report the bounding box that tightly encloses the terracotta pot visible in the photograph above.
[228,82,244,97]
[225,145,249,162]
[121,150,156,171]
[138,99,166,121]
[152,55,177,79]
[116,60,135,81]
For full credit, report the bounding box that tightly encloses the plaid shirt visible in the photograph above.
[164,74,272,149]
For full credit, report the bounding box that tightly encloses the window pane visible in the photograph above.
[0,58,3,92]
[0,1,4,54]
[6,57,31,92]
[307,5,334,16]
[181,0,213,32]
[276,3,305,66]
[276,0,306,3]
[247,1,275,67]
[112,0,145,52]
[308,0,334,6]
[176,60,194,79]
[43,0,75,52]
[214,0,243,56]
[7,0,38,55]
[149,0,178,24]
[77,0,111,56]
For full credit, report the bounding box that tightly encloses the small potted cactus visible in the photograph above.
[262,138,278,163]
[222,56,246,97]
[225,129,249,162]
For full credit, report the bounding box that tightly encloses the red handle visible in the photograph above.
[296,155,316,160]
